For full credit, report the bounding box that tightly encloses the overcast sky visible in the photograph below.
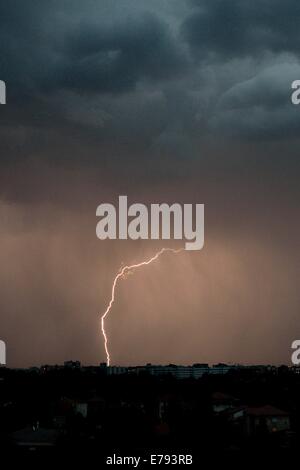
[0,0,299,367]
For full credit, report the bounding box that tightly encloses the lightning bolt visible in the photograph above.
[100,247,183,366]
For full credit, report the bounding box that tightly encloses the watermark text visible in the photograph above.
[96,196,204,251]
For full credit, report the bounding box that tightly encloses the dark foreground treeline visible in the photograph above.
[0,365,300,465]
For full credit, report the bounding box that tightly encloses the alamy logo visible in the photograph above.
[0,80,6,104]
[96,196,204,250]
[0,340,6,365]
[291,340,300,365]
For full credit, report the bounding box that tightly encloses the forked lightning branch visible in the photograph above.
[96,196,204,365]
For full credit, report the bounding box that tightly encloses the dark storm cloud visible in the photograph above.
[0,1,58,100]
[183,0,300,60]
[52,13,188,93]
[209,63,300,138]
[0,2,186,98]
[0,0,191,160]
[1,0,300,147]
